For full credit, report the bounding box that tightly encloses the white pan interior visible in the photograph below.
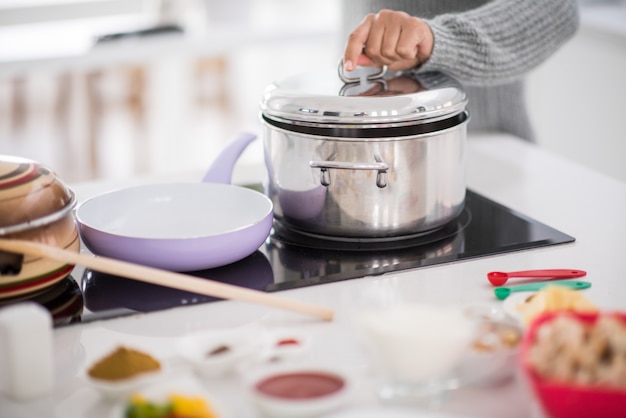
[76,183,273,239]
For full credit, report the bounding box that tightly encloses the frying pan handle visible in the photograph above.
[202,132,257,184]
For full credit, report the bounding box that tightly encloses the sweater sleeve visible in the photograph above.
[419,0,579,85]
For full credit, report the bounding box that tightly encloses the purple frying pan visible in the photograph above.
[75,133,273,272]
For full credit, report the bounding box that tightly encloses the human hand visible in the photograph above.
[343,9,433,73]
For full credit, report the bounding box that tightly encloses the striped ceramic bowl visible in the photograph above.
[0,156,79,298]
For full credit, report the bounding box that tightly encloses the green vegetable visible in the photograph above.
[125,400,173,418]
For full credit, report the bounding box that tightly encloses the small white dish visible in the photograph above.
[247,364,352,418]
[88,373,162,401]
[443,302,524,387]
[453,316,523,387]
[85,346,165,400]
[502,291,536,326]
[324,406,471,418]
[109,374,226,418]
[86,365,165,400]
[177,329,261,379]
[261,329,311,363]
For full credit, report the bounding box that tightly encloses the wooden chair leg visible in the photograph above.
[85,70,103,179]
[10,77,26,134]
[53,72,74,178]
[125,65,149,174]
[194,56,229,111]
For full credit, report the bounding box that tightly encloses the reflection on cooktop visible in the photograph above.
[3,189,575,327]
[81,250,273,313]
[263,190,575,291]
[0,275,83,326]
[271,207,471,250]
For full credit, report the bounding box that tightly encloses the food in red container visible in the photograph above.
[521,311,626,418]
[514,286,598,326]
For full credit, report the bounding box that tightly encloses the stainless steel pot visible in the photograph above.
[260,68,469,240]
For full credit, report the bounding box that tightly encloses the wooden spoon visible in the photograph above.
[0,239,334,321]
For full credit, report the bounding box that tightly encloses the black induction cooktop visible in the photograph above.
[0,189,575,327]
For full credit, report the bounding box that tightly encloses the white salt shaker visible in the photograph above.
[0,302,54,400]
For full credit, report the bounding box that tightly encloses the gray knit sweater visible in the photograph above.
[341,0,579,141]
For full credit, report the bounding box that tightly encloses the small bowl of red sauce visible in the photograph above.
[177,329,261,379]
[261,330,311,364]
[250,366,351,418]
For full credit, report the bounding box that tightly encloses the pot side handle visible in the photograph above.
[309,160,389,188]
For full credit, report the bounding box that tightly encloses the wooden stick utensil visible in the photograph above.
[0,239,334,321]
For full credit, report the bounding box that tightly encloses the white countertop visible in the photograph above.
[2,133,626,418]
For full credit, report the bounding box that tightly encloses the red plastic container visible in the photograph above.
[521,311,626,418]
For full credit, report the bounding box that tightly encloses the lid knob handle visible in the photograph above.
[337,58,387,84]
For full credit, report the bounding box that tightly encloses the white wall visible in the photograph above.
[527,13,626,183]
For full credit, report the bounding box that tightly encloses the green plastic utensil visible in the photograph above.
[494,280,591,300]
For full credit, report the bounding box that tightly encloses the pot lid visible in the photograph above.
[260,66,467,126]
[0,156,75,235]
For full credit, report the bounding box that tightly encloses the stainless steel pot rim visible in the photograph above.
[261,70,468,125]
[260,95,467,126]
[261,111,470,141]
[261,107,466,128]
[0,190,77,236]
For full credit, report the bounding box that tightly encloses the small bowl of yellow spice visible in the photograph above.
[86,345,164,399]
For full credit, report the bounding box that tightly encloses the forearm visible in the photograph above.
[421,0,579,85]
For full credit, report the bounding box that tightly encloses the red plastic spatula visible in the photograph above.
[487,269,587,286]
